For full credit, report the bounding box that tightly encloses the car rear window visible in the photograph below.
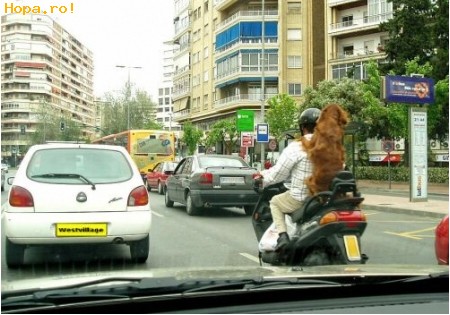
[26,148,133,184]
[198,156,247,168]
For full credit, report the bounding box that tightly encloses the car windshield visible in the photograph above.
[26,148,132,184]
[1,0,448,313]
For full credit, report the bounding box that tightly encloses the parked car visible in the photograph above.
[146,161,178,194]
[164,154,259,216]
[1,168,5,192]
[435,214,449,265]
[2,143,152,267]
[1,163,9,173]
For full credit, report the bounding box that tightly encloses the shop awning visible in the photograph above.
[174,97,190,112]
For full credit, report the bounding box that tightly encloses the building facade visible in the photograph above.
[1,14,95,164]
[171,0,326,134]
[156,42,181,133]
[325,0,392,80]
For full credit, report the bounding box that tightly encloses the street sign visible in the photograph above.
[256,123,269,142]
[382,140,394,153]
[240,132,254,148]
[236,110,254,132]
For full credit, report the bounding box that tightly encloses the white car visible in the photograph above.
[3,143,152,267]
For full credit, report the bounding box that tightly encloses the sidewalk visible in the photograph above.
[356,180,449,218]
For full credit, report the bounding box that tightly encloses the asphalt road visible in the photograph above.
[1,173,442,282]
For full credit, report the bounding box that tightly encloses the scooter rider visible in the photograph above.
[255,108,321,251]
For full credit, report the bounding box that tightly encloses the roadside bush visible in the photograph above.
[355,166,449,184]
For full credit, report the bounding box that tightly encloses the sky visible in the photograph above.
[3,0,174,99]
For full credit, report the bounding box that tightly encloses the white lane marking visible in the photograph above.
[240,252,260,264]
[151,211,164,218]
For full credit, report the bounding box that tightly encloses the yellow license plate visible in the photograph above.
[56,223,107,237]
[343,235,361,261]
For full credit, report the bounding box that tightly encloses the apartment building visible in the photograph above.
[325,0,392,80]
[156,42,181,133]
[171,0,326,133]
[1,14,95,164]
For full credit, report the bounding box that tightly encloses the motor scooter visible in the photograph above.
[252,170,369,266]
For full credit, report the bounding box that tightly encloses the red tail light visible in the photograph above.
[199,172,213,184]
[128,186,149,206]
[9,186,34,207]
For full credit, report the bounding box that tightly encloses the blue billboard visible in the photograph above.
[383,75,434,104]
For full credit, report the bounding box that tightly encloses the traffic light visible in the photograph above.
[60,121,65,131]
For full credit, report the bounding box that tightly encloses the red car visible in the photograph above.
[146,161,178,194]
[435,214,449,265]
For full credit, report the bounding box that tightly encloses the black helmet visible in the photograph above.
[299,108,321,132]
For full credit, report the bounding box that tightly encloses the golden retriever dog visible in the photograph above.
[302,104,349,195]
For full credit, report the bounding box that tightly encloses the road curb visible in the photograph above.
[362,204,447,219]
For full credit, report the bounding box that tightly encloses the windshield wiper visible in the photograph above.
[31,173,96,190]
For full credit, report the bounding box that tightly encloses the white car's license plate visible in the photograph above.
[220,177,245,184]
[56,223,107,237]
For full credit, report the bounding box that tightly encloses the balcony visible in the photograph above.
[216,9,278,33]
[328,0,365,8]
[330,48,386,63]
[172,109,190,120]
[214,93,278,111]
[215,37,278,60]
[215,64,278,89]
[329,12,393,36]
[213,0,239,11]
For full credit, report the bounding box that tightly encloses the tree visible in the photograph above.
[31,101,86,144]
[181,121,203,155]
[380,0,448,81]
[299,74,383,140]
[101,83,160,134]
[265,94,298,141]
[204,118,239,155]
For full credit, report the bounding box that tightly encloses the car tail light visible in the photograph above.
[128,186,149,206]
[9,186,34,207]
[199,172,213,184]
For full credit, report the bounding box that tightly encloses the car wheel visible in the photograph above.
[186,192,202,216]
[6,238,25,268]
[130,234,149,263]
[158,181,164,195]
[244,205,254,216]
[165,187,174,207]
[145,179,151,192]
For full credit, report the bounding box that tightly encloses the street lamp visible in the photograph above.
[115,65,143,130]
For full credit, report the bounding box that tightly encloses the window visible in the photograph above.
[342,15,353,27]
[288,83,301,95]
[203,94,209,109]
[204,46,209,58]
[288,56,302,68]
[204,70,209,82]
[287,29,302,40]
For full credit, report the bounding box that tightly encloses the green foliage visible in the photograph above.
[204,118,238,154]
[355,166,449,183]
[181,121,203,155]
[380,0,448,81]
[101,83,158,133]
[30,101,87,144]
[265,94,298,141]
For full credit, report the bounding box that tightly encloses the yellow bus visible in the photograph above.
[92,130,176,179]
